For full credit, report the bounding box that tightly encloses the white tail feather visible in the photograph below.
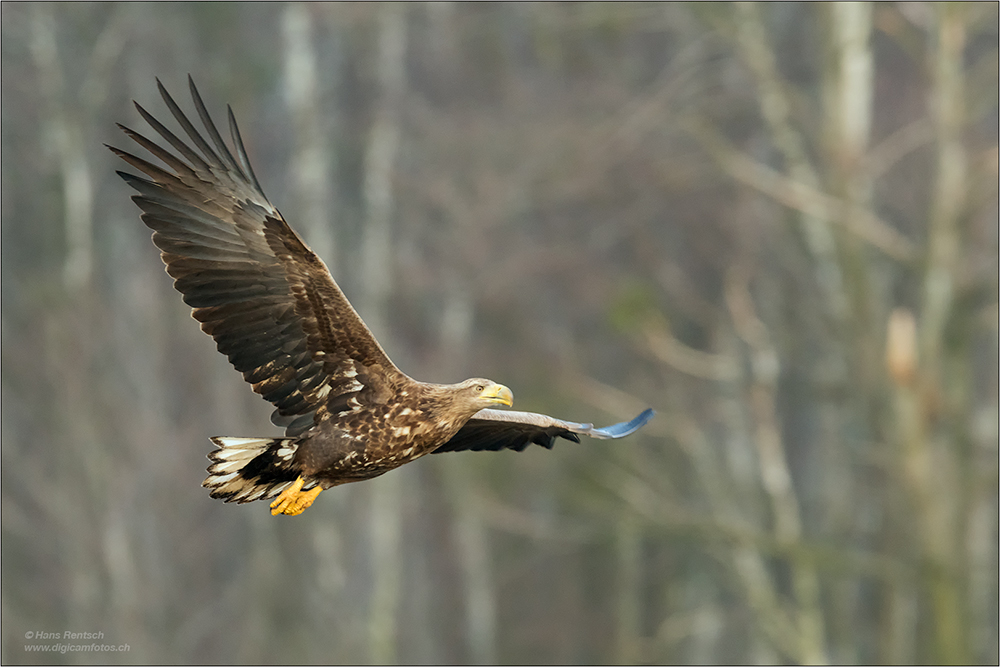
[203,436,308,504]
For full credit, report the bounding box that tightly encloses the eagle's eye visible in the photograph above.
[475,384,485,392]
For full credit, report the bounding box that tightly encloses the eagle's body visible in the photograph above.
[111,77,653,515]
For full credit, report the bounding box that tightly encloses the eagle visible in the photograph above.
[109,77,653,516]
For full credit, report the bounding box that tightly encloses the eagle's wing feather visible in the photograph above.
[433,408,655,453]
[110,76,406,436]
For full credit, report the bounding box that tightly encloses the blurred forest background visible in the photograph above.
[2,2,997,664]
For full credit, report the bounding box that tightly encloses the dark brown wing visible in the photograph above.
[433,408,654,453]
[110,76,408,436]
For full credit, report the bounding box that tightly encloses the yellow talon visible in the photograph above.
[270,476,323,516]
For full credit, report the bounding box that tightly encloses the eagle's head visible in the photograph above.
[455,378,514,412]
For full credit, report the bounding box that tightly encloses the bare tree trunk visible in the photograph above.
[911,5,968,663]
[30,6,142,649]
[363,4,408,664]
[444,461,499,664]
[369,475,403,664]
[281,8,351,647]
[726,271,828,665]
[283,2,335,264]
[437,274,499,664]
[734,2,849,330]
[614,513,641,664]
[360,3,406,335]
[30,4,93,292]
[824,7,875,662]
[427,6,499,654]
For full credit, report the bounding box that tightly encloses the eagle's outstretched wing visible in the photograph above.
[109,76,408,436]
[433,408,654,453]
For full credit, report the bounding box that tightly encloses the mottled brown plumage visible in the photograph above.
[111,77,653,515]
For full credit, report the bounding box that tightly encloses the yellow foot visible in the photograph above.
[270,476,323,516]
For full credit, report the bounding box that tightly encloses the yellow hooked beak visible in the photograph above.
[479,383,513,407]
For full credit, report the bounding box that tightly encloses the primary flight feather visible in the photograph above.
[110,77,653,515]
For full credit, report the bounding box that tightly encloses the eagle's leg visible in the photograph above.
[270,476,322,516]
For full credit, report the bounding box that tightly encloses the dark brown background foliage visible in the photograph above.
[2,3,997,664]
